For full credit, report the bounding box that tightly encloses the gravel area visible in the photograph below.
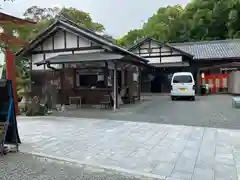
[0,153,150,180]
[51,94,240,129]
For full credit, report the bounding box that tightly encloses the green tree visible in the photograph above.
[118,0,240,46]
[59,7,105,32]
[23,6,105,33]
[117,29,145,47]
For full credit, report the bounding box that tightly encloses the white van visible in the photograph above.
[170,72,195,100]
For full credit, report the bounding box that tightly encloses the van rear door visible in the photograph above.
[172,75,194,92]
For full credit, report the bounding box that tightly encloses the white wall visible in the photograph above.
[131,40,182,63]
[31,51,72,70]
[32,54,44,70]
[146,56,182,64]
[161,56,182,63]
[54,30,65,49]
[146,57,160,64]
[31,28,104,71]
[33,29,96,52]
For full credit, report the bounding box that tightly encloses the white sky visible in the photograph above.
[0,0,190,64]
[1,0,190,38]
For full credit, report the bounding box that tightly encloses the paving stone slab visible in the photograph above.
[17,115,240,179]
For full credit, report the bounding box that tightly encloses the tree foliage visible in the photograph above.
[118,0,240,47]
[22,6,105,35]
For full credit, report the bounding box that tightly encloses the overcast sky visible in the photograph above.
[2,0,190,38]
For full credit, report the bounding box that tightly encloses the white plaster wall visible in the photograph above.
[152,48,160,53]
[161,51,172,56]
[66,32,77,48]
[78,35,91,47]
[140,42,150,49]
[161,56,182,63]
[32,52,73,70]
[74,49,104,54]
[32,54,44,70]
[139,49,148,54]
[54,30,65,49]
[150,41,160,48]
[135,40,181,58]
[146,57,160,64]
[33,29,98,52]
[172,51,180,55]
[161,47,169,52]
[42,37,52,50]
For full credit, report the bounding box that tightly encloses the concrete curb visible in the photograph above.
[22,151,166,180]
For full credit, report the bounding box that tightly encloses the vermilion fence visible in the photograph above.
[200,74,228,93]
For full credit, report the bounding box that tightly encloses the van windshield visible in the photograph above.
[173,75,192,83]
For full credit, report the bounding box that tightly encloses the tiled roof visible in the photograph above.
[17,15,148,64]
[35,52,124,66]
[170,39,240,60]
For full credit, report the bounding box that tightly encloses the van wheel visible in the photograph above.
[191,96,195,101]
[171,96,176,101]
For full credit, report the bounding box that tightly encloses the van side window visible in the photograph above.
[173,75,193,83]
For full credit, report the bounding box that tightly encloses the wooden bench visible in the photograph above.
[100,95,111,109]
[69,96,82,109]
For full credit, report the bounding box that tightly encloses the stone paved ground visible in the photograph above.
[52,95,240,129]
[18,116,240,180]
[1,153,144,180]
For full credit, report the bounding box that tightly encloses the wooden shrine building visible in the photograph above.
[17,16,148,110]
[129,37,240,94]
[128,37,193,93]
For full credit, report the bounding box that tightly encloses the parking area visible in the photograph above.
[52,94,240,129]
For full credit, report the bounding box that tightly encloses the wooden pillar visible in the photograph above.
[113,63,118,111]
[104,62,108,87]
[43,64,46,95]
[137,67,141,100]
[121,70,125,88]
[5,48,19,114]
[196,68,201,94]
[60,64,65,105]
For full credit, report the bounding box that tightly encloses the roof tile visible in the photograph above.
[170,39,240,60]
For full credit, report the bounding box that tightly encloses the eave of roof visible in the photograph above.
[35,52,151,69]
[0,12,36,24]
[35,52,124,66]
[17,15,148,65]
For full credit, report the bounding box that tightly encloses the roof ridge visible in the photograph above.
[171,39,240,46]
[57,15,116,44]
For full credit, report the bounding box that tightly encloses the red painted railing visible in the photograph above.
[200,74,228,93]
